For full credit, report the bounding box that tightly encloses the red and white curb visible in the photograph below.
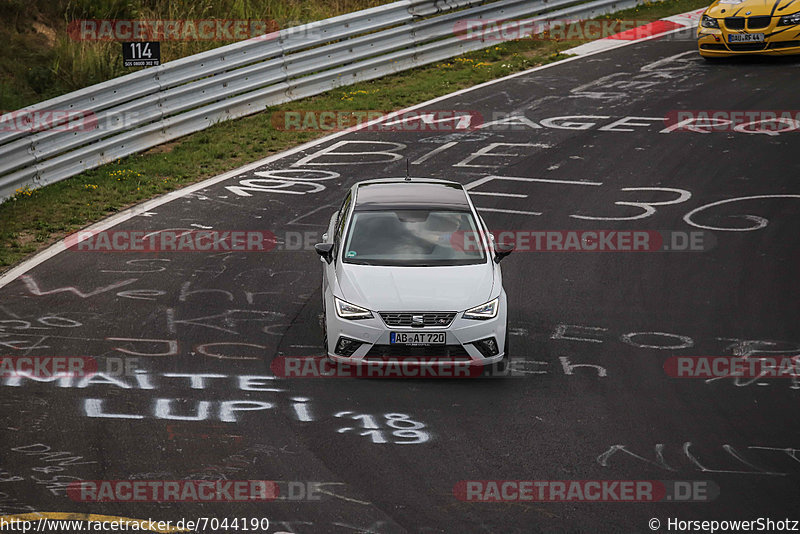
[565,8,705,56]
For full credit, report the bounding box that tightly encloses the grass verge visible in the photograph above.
[0,0,709,273]
[0,0,389,110]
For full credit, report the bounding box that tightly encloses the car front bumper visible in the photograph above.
[698,25,800,57]
[325,292,508,367]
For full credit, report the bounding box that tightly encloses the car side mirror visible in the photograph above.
[494,241,514,263]
[315,243,335,264]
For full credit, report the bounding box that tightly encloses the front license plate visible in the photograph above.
[728,33,765,42]
[390,332,446,345]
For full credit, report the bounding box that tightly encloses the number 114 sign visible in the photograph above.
[122,42,161,67]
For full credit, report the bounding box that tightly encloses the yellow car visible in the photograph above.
[697,0,800,57]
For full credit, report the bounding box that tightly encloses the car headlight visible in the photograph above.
[334,297,373,320]
[463,298,499,320]
[778,11,800,25]
[701,14,720,28]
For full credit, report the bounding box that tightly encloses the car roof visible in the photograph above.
[353,179,471,211]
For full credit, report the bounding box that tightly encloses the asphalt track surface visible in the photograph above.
[1,31,799,534]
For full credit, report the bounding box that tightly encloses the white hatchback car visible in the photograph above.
[315,178,513,371]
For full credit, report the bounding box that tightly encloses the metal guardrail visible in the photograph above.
[0,0,645,202]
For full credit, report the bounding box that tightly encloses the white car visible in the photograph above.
[315,178,512,372]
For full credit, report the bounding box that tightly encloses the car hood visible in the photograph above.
[706,0,795,18]
[337,263,495,312]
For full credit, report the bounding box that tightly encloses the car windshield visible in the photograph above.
[342,209,486,266]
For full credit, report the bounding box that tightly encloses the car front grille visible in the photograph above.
[365,344,470,361]
[727,42,768,51]
[724,15,772,31]
[747,16,771,29]
[700,43,727,50]
[724,17,745,29]
[379,312,456,328]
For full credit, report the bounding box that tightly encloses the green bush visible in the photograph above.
[24,65,55,95]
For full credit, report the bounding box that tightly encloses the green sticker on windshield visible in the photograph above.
[347,251,357,257]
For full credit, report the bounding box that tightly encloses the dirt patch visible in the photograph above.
[14,230,39,248]
[144,141,179,155]
[32,22,57,47]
